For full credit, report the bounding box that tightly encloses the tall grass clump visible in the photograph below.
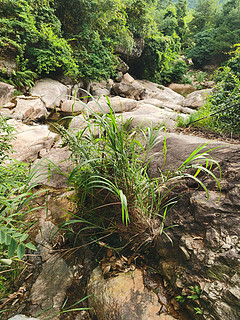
[55,96,221,249]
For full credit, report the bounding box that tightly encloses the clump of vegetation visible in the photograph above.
[54,98,220,251]
[0,116,40,299]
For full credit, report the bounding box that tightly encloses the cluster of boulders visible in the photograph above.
[0,74,211,128]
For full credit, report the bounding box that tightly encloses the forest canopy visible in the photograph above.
[0,0,239,83]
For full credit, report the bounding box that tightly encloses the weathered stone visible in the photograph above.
[183,89,212,108]
[168,83,195,95]
[0,81,14,107]
[8,316,36,320]
[116,57,129,74]
[121,104,177,130]
[151,133,240,320]
[88,267,162,320]
[13,96,49,122]
[60,99,84,114]
[90,79,113,97]
[30,78,69,109]
[138,80,184,105]
[33,147,72,188]
[113,73,146,100]
[87,96,138,114]
[7,119,57,162]
[116,37,144,60]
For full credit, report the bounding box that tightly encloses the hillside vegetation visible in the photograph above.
[0,0,239,84]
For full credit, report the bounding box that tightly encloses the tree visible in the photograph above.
[189,0,220,34]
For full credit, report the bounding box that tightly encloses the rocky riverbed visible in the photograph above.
[0,75,239,320]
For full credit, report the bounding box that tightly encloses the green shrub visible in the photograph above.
[54,97,220,249]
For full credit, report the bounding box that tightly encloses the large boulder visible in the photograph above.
[30,79,69,109]
[7,119,58,162]
[183,89,212,109]
[0,81,14,107]
[33,146,72,188]
[60,99,85,114]
[121,104,177,130]
[90,79,114,97]
[168,83,195,96]
[88,267,164,320]
[149,133,240,320]
[112,73,146,100]
[87,96,138,114]
[138,80,184,105]
[12,96,49,122]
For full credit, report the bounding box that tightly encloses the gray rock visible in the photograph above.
[183,89,212,108]
[0,81,14,107]
[90,79,113,97]
[30,78,69,109]
[60,99,85,114]
[113,73,146,100]
[33,147,72,188]
[152,133,240,320]
[13,96,49,122]
[138,80,185,105]
[8,315,36,320]
[88,267,163,320]
[7,119,58,162]
[87,96,138,114]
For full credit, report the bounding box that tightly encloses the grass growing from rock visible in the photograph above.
[54,96,221,251]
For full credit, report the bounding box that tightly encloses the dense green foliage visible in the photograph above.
[0,0,239,84]
[178,45,240,134]
[187,0,240,67]
[0,117,38,272]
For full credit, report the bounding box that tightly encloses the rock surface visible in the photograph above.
[30,78,69,109]
[13,96,49,122]
[88,267,163,320]
[8,316,36,320]
[7,119,57,162]
[87,96,138,114]
[150,133,240,320]
[112,73,146,100]
[183,89,212,108]
[168,83,195,95]
[138,80,184,105]
[0,81,14,107]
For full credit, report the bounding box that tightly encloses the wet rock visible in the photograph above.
[7,119,58,162]
[12,96,49,122]
[30,78,69,109]
[88,267,162,320]
[0,81,14,107]
[183,89,212,108]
